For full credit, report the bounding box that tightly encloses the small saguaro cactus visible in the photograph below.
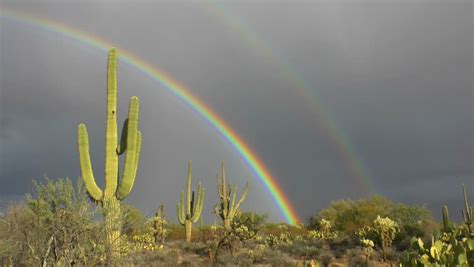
[214,162,249,230]
[462,184,473,234]
[177,161,205,242]
[442,205,452,233]
[77,48,142,256]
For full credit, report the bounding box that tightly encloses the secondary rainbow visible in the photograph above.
[201,2,376,195]
[1,8,300,224]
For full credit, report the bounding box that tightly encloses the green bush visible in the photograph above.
[310,196,433,236]
[0,177,104,266]
[121,203,148,237]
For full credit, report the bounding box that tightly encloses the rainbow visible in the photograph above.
[201,2,376,195]
[1,8,301,224]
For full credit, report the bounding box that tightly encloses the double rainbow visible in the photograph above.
[1,8,301,224]
[202,2,375,195]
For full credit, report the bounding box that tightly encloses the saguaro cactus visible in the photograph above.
[214,162,248,229]
[442,205,452,233]
[462,184,473,234]
[177,161,205,242]
[77,48,142,255]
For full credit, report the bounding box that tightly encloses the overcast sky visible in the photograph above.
[0,0,472,222]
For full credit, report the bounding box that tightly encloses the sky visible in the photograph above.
[0,0,472,222]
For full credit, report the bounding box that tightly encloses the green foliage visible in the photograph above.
[311,196,432,235]
[214,162,249,229]
[152,204,169,244]
[354,215,399,261]
[212,211,268,262]
[0,178,105,266]
[77,48,142,257]
[308,219,338,241]
[400,185,474,266]
[265,232,294,248]
[177,161,205,242]
[121,204,148,237]
[400,235,474,266]
[234,211,267,234]
[373,215,399,260]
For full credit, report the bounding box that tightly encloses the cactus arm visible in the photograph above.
[117,130,141,200]
[442,205,450,232]
[463,184,472,223]
[78,124,103,201]
[190,191,196,217]
[104,48,119,199]
[177,191,185,225]
[233,182,249,216]
[186,161,192,216]
[116,119,128,155]
[117,97,140,199]
[217,174,224,199]
[133,130,142,180]
[194,190,204,222]
[191,183,204,222]
[221,162,228,217]
[229,184,237,217]
[214,205,220,217]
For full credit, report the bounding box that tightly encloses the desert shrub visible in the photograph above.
[236,211,268,229]
[328,236,355,259]
[179,240,210,256]
[167,223,219,243]
[318,251,334,266]
[279,238,323,259]
[265,232,294,248]
[309,196,433,240]
[166,224,186,240]
[261,223,308,241]
[217,244,291,266]
[308,219,338,241]
[0,177,104,266]
[347,248,383,267]
[121,203,148,237]
[116,247,180,266]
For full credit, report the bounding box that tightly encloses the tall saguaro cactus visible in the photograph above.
[215,162,248,229]
[77,48,142,255]
[177,161,205,242]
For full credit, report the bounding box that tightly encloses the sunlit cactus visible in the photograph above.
[77,48,142,256]
[177,161,205,242]
[462,184,473,234]
[214,161,248,229]
[442,205,452,233]
[153,204,168,244]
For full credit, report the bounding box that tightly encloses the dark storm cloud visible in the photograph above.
[0,0,472,222]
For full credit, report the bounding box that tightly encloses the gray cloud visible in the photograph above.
[1,0,472,222]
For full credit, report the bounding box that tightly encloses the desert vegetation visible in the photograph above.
[0,49,472,266]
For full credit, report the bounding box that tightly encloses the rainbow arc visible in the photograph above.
[1,9,301,224]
